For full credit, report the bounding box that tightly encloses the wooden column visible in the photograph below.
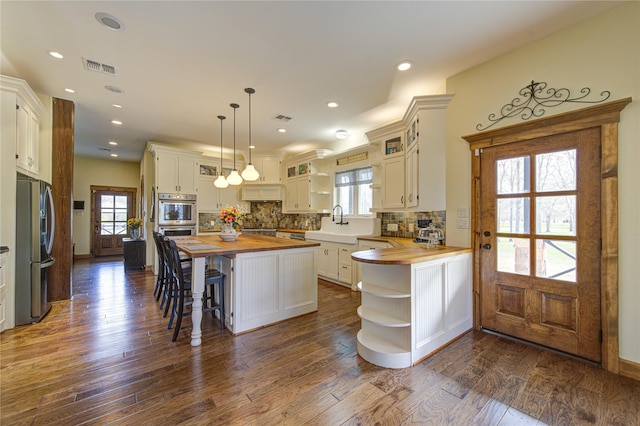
[50,98,74,301]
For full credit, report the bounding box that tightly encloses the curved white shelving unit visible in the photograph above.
[357,330,411,369]
[357,281,409,298]
[354,252,473,369]
[357,306,410,327]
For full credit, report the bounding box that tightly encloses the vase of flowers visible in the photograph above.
[218,205,244,241]
[127,217,143,239]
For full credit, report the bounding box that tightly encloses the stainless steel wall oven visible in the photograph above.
[157,193,197,227]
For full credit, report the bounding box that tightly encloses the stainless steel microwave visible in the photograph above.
[157,193,197,226]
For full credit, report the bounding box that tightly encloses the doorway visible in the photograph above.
[479,129,601,361]
[91,186,137,257]
[463,98,630,371]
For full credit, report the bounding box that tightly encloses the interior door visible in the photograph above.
[92,188,135,257]
[479,128,602,362]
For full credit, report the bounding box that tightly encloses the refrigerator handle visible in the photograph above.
[41,257,56,268]
[45,185,55,255]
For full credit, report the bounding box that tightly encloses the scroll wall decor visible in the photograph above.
[476,80,611,131]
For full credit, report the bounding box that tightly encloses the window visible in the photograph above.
[100,194,129,235]
[334,166,372,215]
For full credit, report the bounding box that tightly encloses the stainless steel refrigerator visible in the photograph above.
[15,173,55,325]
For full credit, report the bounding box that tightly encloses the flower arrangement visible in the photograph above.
[127,217,143,229]
[218,205,244,229]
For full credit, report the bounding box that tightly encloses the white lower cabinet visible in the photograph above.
[216,247,317,334]
[314,241,355,287]
[356,252,472,368]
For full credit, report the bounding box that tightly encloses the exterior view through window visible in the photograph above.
[100,194,129,235]
[496,149,577,282]
[334,166,372,215]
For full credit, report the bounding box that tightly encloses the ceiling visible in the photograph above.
[1,1,621,162]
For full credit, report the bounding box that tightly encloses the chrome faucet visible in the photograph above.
[332,205,349,225]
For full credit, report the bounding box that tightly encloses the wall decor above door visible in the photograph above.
[476,80,611,131]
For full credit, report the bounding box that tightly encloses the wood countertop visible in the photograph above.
[276,228,308,234]
[353,236,472,265]
[173,234,319,258]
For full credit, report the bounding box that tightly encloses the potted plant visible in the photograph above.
[127,217,143,239]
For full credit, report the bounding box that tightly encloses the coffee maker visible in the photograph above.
[415,219,443,246]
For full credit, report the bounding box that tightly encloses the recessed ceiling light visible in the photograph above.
[336,130,349,140]
[108,141,118,146]
[396,61,413,71]
[327,101,339,108]
[95,12,124,31]
[112,104,122,109]
[49,51,63,59]
[110,153,119,157]
[277,128,287,133]
[64,88,75,93]
[105,85,124,94]
[111,120,122,125]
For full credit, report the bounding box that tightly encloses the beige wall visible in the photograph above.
[445,2,640,363]
[72,156,141,255]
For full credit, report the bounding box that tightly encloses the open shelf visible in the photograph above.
[357,281,410,298]
[357,306,410,327]
[356,330,411,369]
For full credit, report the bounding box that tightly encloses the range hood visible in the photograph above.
[241,184,283,201]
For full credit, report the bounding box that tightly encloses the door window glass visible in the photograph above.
[536,239,576,282]
[536,196,576,236]
[497,156,530,194]
[497,237,530,275]
[100,195,128,235]
[497,197,530,234]
[536,149,576,192]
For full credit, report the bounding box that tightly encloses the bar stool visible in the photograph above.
[165,239,225,342]
[151,232,168,300]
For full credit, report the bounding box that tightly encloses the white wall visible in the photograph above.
[73,156,141,255]
[445,2,640,363]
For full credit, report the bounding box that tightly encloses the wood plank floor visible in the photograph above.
[1,258,638,425]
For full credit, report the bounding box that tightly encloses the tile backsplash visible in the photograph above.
[199,201,327,231]
[199,201,445,240]
[379,210,446,241]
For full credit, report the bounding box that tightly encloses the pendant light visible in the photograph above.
[241,87,260,181]
[226,103,243,185]
[214,115,228,188]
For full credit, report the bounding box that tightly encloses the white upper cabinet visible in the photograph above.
[2,76,45,178]
[282,150,332,213]
[366,94,452,212]
[251,156,281,184]
[151,146,200,195]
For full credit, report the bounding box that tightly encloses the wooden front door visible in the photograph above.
[479,128,602,361]
[91,187,136,257]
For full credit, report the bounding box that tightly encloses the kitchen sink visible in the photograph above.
[305,217,381,244]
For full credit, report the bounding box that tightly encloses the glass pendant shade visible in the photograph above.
[241,87,260,182]
[227,169,243,185]
[214,174,228,188]
[241,163,259,181]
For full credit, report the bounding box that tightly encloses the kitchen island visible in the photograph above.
[174,234,320,346]
[352,243,473,368]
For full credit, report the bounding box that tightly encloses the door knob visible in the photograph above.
[484,231,491,237]
[482,243,492,250]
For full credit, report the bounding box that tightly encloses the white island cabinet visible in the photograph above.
[353,248,472,368]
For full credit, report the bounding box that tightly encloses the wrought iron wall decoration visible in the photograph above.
[476,80,611,131]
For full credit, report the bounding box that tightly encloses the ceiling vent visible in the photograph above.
[272,114,292,122]
[83,58,118,77]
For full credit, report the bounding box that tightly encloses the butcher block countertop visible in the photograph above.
[277,228,307,234]
[173,234,319,258]
[353,236,472,265]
